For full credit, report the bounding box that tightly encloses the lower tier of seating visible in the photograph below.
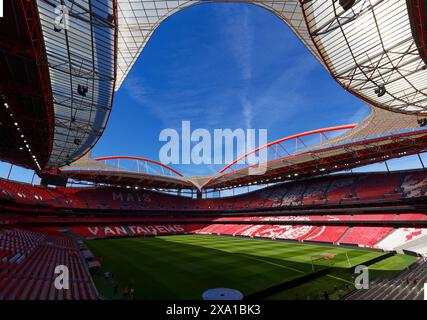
[339,227,393,247]
[304,226,349,243]
[2,223,426,300]
[0,228,97,300]
[346,259,427,300]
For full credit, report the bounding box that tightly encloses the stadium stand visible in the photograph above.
[302,181,329,205]
[1,169,427,302]
[0,228,97,300]
[1,170,427,301]
[2,170,427,213]
[350,215,396,221]
[346,259,427,300]
[326,177,356,204]
[339,227,393,247]
[280,183,305,206]
[0,171,427,215]
[355,173,402,201]
[303,226,349,243]
[394,214,427,221]
[400,171,427,198]
[377,228,427,251]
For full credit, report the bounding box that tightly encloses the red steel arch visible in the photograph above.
[92,125,356,190]
[94,156,185,177]
[203,124,356,188]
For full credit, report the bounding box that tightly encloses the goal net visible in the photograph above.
[310,253,339,271]
[310,252,352,272]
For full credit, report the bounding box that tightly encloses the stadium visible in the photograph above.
[0,0,427,302]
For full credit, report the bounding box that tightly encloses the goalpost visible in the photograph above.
[310,252,351,272]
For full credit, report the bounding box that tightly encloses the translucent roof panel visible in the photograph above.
[303,0,427,114]
[116,0,427,116]
[37,0,116,168]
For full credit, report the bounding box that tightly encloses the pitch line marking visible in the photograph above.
[424,284,426,300]
[242,255,305,274]
[326,274,353,285]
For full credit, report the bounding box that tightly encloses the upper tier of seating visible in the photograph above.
[1,170,426,212]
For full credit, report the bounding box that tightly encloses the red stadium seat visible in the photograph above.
[0,229,97,300]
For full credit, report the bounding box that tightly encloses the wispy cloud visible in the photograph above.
[219,6,255,128]
[123,6,259,132]
[241,95,253,129]
[123,75,206,127]
[219,4,321,132]
[249,55,319,131]
[123,75,148,102]
[221,6,253,82]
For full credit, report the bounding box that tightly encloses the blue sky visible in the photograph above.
[93,2,372,176]
[1,2,425,183]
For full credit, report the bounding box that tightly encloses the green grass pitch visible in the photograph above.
[85,235,416,300]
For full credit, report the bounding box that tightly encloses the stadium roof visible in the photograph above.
[1,0,427,182]
[59,126,427,190]
[36,0,116,169]
[0,1,54,170]
[115,0,427,115]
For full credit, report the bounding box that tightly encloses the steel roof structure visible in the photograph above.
[36,0,117,169]
[59,125,354,188]
[205,128,427,189]
[305,0,427,114]
[115,0,427,115]
[59,125,427,190]
[0,0,427,190]
[0,1,54,170]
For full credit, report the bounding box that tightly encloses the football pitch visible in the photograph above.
[86,235,416,300]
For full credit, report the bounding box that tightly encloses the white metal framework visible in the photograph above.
[303,0,427,114]
[115,0,427,115]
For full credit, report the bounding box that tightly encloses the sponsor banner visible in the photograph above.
[103,225,129,238]
[128,224,185,236]
[74,224,187,239]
